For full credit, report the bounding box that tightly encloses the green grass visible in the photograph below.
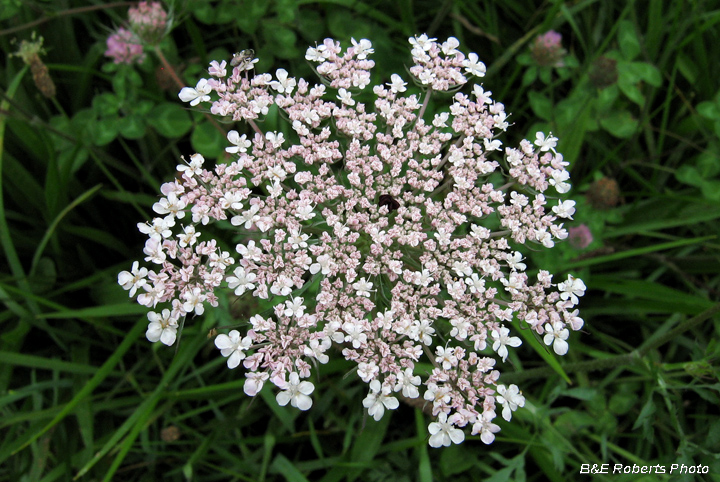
[2,0,720,481]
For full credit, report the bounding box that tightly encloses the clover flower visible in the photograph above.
[120,36,585,447]
[104,28,145,65]
[128,1,168,45]
[530,30,567,67]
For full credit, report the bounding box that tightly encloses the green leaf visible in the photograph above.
[618,20,641,60]
[515,324,571,384]
[697,100,720,120]
[262,23,299,59]
[675,165,702,187]
[696,147,720,176]
[527,91,552,121]
[599,110,638,138]
[700,180,720,201]
[92,93,120,117]
[235,0,270,33]
[118,114,147,140]
[440,443,476,477]
[628,61,662,87]
[149,103,193,138]
[271,454,310,482]
[190,121,225,159]
[521,66,537,86]
[348,411,391,481]
[632,396,656,442]
[90,117,120,146]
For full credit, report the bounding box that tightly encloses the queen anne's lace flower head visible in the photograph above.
[120,35,585,447]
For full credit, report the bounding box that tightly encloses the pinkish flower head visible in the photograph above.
[104,28,145,65]
[531,30,566,67]
[128,1,168,45]
[568,224,593,249]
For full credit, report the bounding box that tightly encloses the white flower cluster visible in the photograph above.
[119,35,586,448]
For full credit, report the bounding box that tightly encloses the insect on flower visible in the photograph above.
[378,194,400,212]
[230,49,256,70]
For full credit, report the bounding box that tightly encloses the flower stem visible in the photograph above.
[152,46,227,137]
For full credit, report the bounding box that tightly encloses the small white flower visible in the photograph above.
[388,74,407,93]
[552,199,576,219]
[304,338,331,364]
[357,361,379,382]
[215,330,253,369]
[558,274,586,305]
[178,79,211,106]
[473,84,492,104]
[287,228,309,249]
[236,239,262,262]
[265,131,285,149]
[295,202,316,221]
[435,346,458,370]
[310,254,334,275]
[549,169,572,193]
[244,372,269,396]
[269,68,297,95]
[363,379,399,421]
[409,34,437,51]
[496,384,525,421]
[176,153,205,178]
[452,260,473,277]
[464,273,485,294]
[226,130,251,154]
[506,251,527,271]
[352,277,374,297]
[182,287,206,316]
[351,38,374,59]
[270,275,294,296]
[441,37,460,56]
[471,411,501,444]
[177,224,200,247]
[146,309,178,346]
[284,297,306,318]
[336,88,355,105]
[484,138,502,151]
[118,261,148,297]
[544,321,570,355]
[394,368,421,398]
[226,266,256,295]
[463,53,486,77]
[535,132,558,152]
[491,326,522,362]
[276,372,314,410]
[428,413,465,447]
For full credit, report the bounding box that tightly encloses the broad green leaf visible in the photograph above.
[675,165,702,187]
[118,114,147,140]
[697,100,720,120]
[149,103,193,138]
[90,117,120,146]
[528,91,552,121]
[262,23,299,59]
[599,110,638,138]
[235,0,270,33]
[629,61,662,87]
[618,20,640,60]
[190,121,225,158]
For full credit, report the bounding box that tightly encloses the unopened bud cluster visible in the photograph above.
[119,35,585,447]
